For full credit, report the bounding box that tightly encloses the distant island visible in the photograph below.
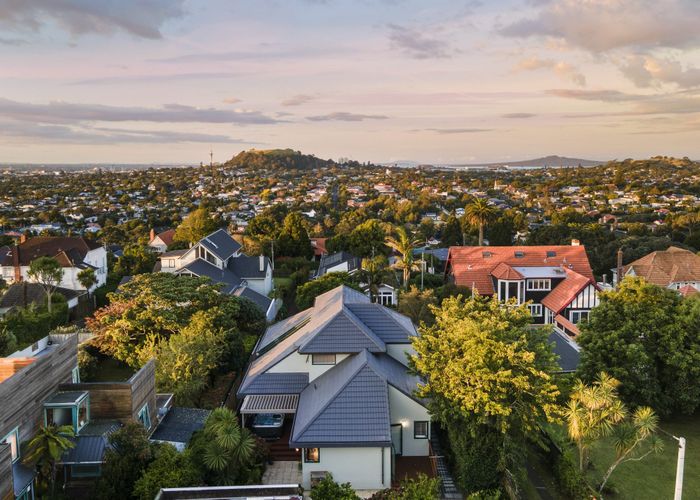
[453,155,603,169]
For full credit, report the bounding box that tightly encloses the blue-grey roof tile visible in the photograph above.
[346,303,416,343]
[299,310,385,354]
[234,286,272,312]
[178,259,241,293]
[13,462,36,497]
[61,435,108,464]
[240,372,309,395]
[549,330,581,373]
[199,229,241,260]
[150,407,210,444]
[229,255,270,279]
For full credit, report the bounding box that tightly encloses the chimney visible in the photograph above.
[19,233,27,244]
[259,255,265,272]
[616,248,623,286]
[149,228,155,242]
[571,239,580,246]
[12,245,21,282]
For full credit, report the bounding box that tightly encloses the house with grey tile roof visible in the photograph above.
[156,229,277,320]
[237,285,431,491]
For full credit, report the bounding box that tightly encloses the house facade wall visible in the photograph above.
[386,344,414,367]
[301,446,391,490]
[561,284,599,324]
[388,386,430,457]
[0,443,13,500]
[267,352,349,382]
[243,265,273,296]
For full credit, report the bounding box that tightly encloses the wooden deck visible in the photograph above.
[257,418,301,462]
[393,455,437,486]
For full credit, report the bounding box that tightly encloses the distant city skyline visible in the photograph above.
[1,0,699,164]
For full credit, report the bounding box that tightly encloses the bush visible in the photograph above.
[78,346,98,381]
[369,474,440,499]
[0,297,69,348]
[132,444,202,500]
[309,474,359,500]
[0,326,17,356]
[552,453,590,499]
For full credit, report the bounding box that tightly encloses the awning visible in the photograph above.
[240,394,298,414]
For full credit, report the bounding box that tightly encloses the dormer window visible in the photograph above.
[514,251,525,258]
[546,251,556,258]
[44,391,90,434]
[482,251,492,258]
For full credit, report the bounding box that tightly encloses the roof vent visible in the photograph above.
[546,251,556,258]
[482,251,492,258]
[514,251,525,258]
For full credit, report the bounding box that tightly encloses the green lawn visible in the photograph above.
[586,414,699,499]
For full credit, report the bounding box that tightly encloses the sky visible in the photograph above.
[1,0,700,165]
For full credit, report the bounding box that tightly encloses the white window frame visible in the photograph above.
[526,279,551,291]
[497,280,525,304]
[378,291,394,306]
[528,304,543,317]
[1,427,20,462]
[311,354,336,365]
[72,366,80,383]
[570,310,590,324]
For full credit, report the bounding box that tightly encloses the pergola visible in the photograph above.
[239,394,298,426]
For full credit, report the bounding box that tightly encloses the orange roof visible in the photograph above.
[310,238,328,257]
[446,245,594,294]
[155,229,176,246]
[554,314,580,336]
[491,262,524,280]
[678,284,699,297]
[541,268,593,314]
[623,247,700,287]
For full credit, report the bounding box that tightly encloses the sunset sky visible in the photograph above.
[1,0,699,164]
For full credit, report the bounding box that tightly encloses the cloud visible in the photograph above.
[502,113,536,119]
[306,112,389,121]
[422,128,492,134]
[0,0,186,39]
[222,97,242,104]
[282,94,317,106]
[0,122,250,145]
[545,89,644,102]
[500,0,700,52]
[0,36,26,45]
[69,72,240,85]
[515,56,586,86]
[0,98,283,125]
[548,88,700,116]
[618,54,700,89]
[387,24,452,59]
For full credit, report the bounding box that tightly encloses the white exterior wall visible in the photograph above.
[386,344,414,367]
[7,247,107,291]
[245,266,273,296]
[670,281,700,291]
[325,261,349,274]
[301,446,391,490]
[268,352,349,381]
[388,386,430,457]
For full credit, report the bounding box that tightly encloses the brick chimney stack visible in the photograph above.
[149,228,155,242]
[19,233,27,244]
[12,245,21,282]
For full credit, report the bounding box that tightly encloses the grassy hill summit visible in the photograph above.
[225,148,335,171]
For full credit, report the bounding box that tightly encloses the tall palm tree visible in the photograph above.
[361,255,388,302]
[202,407,256,484]
[385,227,422,289]
[23,424,75,498]
[564,373,626,472]
[465,198,495,246]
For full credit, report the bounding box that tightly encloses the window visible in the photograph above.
[77,398,89,431]
[312,354,336,365]
[164,259,175,268]
[1,427,19,462]
[570,310,590,324]
[138,404,151,430]
[528,304,543,317]
[414,421,429,439]
[546,251,557,258]
[498,280,524,304]
[514,251,525,258]
[378,291,394,306]
[71,464,102,478]
[304,448,320,463]
[527,279,551,291]
[72,366,80,383]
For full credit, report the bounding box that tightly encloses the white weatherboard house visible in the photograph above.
[237,286,431,490]
[156,229,277,320]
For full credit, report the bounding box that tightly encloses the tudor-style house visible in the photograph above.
[446,244,599,336]
[237,286,432,490]
[0,236,107,292]
[147,228,176,253]
[155,229,277,320]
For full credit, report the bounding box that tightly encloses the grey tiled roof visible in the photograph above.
[61,435,108,464]
[549,330,581,373]
[346,303,417,343]
[150,407,210,444]
[233,286,272,312]
[316,251,362,277]
[0,283,82,310]
[199,229,241,260]
[229,255,270,279]
[13,462,36,497]
[291,351,391,447]
[178,259,241,293]
[240,372,309,395]
[298,308,385,354]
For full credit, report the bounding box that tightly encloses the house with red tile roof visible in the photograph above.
[446,244,599,337]
[148,228,176,253]
[618,246,700,294]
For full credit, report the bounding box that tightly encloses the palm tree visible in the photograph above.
[385,227,421,289]
[202,407,256,484]
[361,255,388,302]
[465,198,495,246]
[564,373,626,472]
[23,424,75,497]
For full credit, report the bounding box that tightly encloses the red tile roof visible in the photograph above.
[0,236,101,267]
[541,268,593,314]
[491,262,524,280]
[446,245,594,294]
[310,238,328,257]
[554,314,580,336]
[623,246,700,287]
[678,284,699,297]
[155,229,176,246]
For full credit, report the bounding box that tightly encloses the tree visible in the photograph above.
[385,226,421,289]
[411,295,560,493]
[277,212,313,259]
[465,198,495,246]
[441,213,463,247]
[360,255,388,303]
[23,424,75,498]
[310,474,360,500]
[577,277,700,415]
[295,272,361,310]
[173,208,219,244]
[78,267,97,292]
[564,373,626,472]
[397,286,437,326]
[348,219,386,258]
[132,444,202,500]
[96,423,153,500]
[189,408,258,485]
[27,256,63,313]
